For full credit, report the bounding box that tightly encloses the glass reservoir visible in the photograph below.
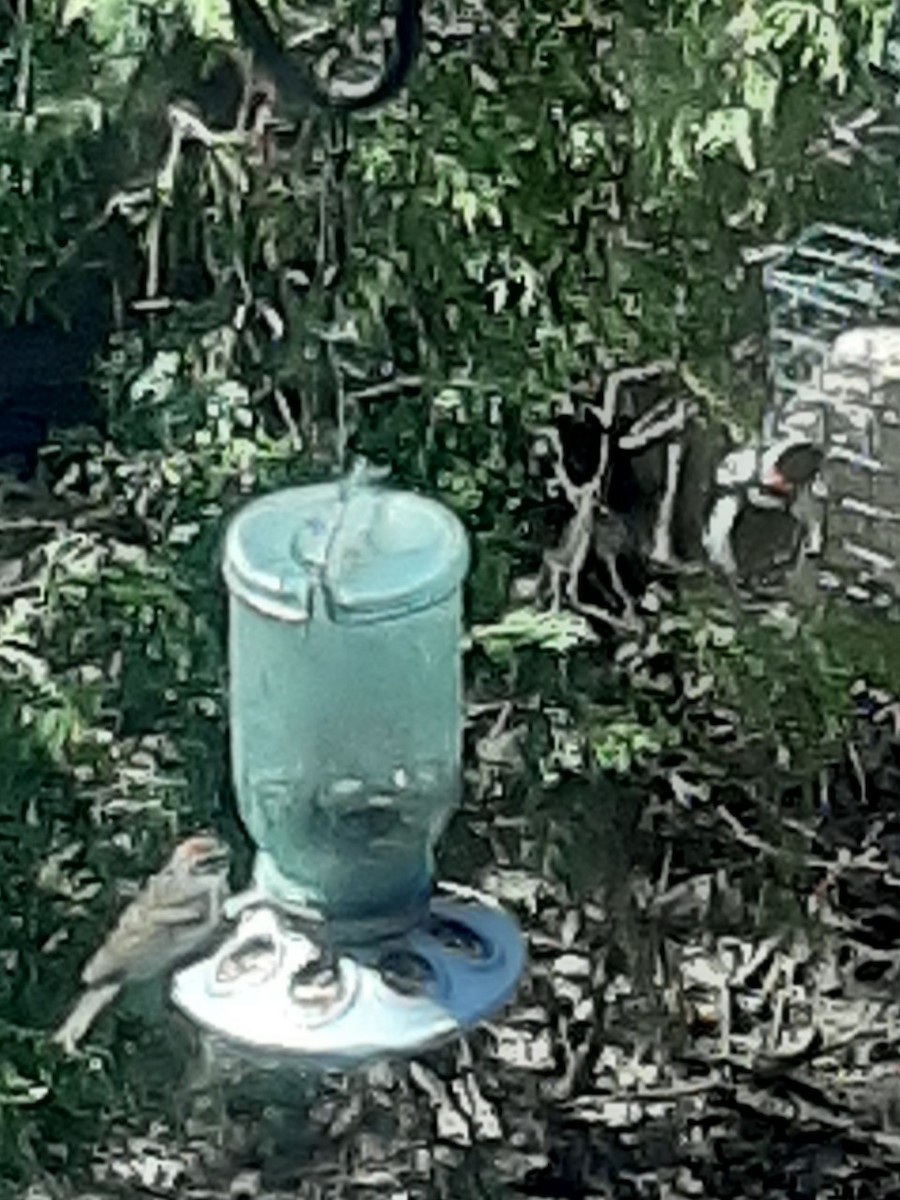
[222,473,470,932]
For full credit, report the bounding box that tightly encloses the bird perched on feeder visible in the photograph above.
[703,437,824,580]
[52,834,231,1053]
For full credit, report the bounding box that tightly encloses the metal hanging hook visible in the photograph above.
[229,0,422,113]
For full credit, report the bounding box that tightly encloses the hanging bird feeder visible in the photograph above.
[171,466,525,1068]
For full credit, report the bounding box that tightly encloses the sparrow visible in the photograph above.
[52,834,231,1053]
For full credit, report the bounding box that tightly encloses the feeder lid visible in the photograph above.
[223,472,470,623]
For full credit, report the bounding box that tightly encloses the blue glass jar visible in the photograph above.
[222,473,470,932]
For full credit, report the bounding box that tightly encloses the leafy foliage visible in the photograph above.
[3,0,900,1190]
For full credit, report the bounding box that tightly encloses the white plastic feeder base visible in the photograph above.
[170,882,525,1069]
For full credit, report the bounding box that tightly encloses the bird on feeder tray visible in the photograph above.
[702,437,824,582]
[51,834,231,1053]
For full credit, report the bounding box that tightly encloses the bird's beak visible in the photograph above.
[761,467,793,496]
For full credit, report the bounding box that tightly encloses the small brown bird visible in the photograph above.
[52,834,231,1053]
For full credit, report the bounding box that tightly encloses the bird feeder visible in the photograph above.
[171,466,525,1067]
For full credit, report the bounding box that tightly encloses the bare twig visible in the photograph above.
[349,376,424,402]
[732,933,785,989]
[717,805,891,897]
[650,435,684,565]
[272,387,303,451]
[565,1076,726,1112]
[846,739,868,807]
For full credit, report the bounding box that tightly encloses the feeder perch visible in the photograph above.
[171,465,525,1067]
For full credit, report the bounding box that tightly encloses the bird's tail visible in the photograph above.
[51,981,121,1054]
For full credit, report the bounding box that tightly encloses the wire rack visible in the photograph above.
[764,223,900,608]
